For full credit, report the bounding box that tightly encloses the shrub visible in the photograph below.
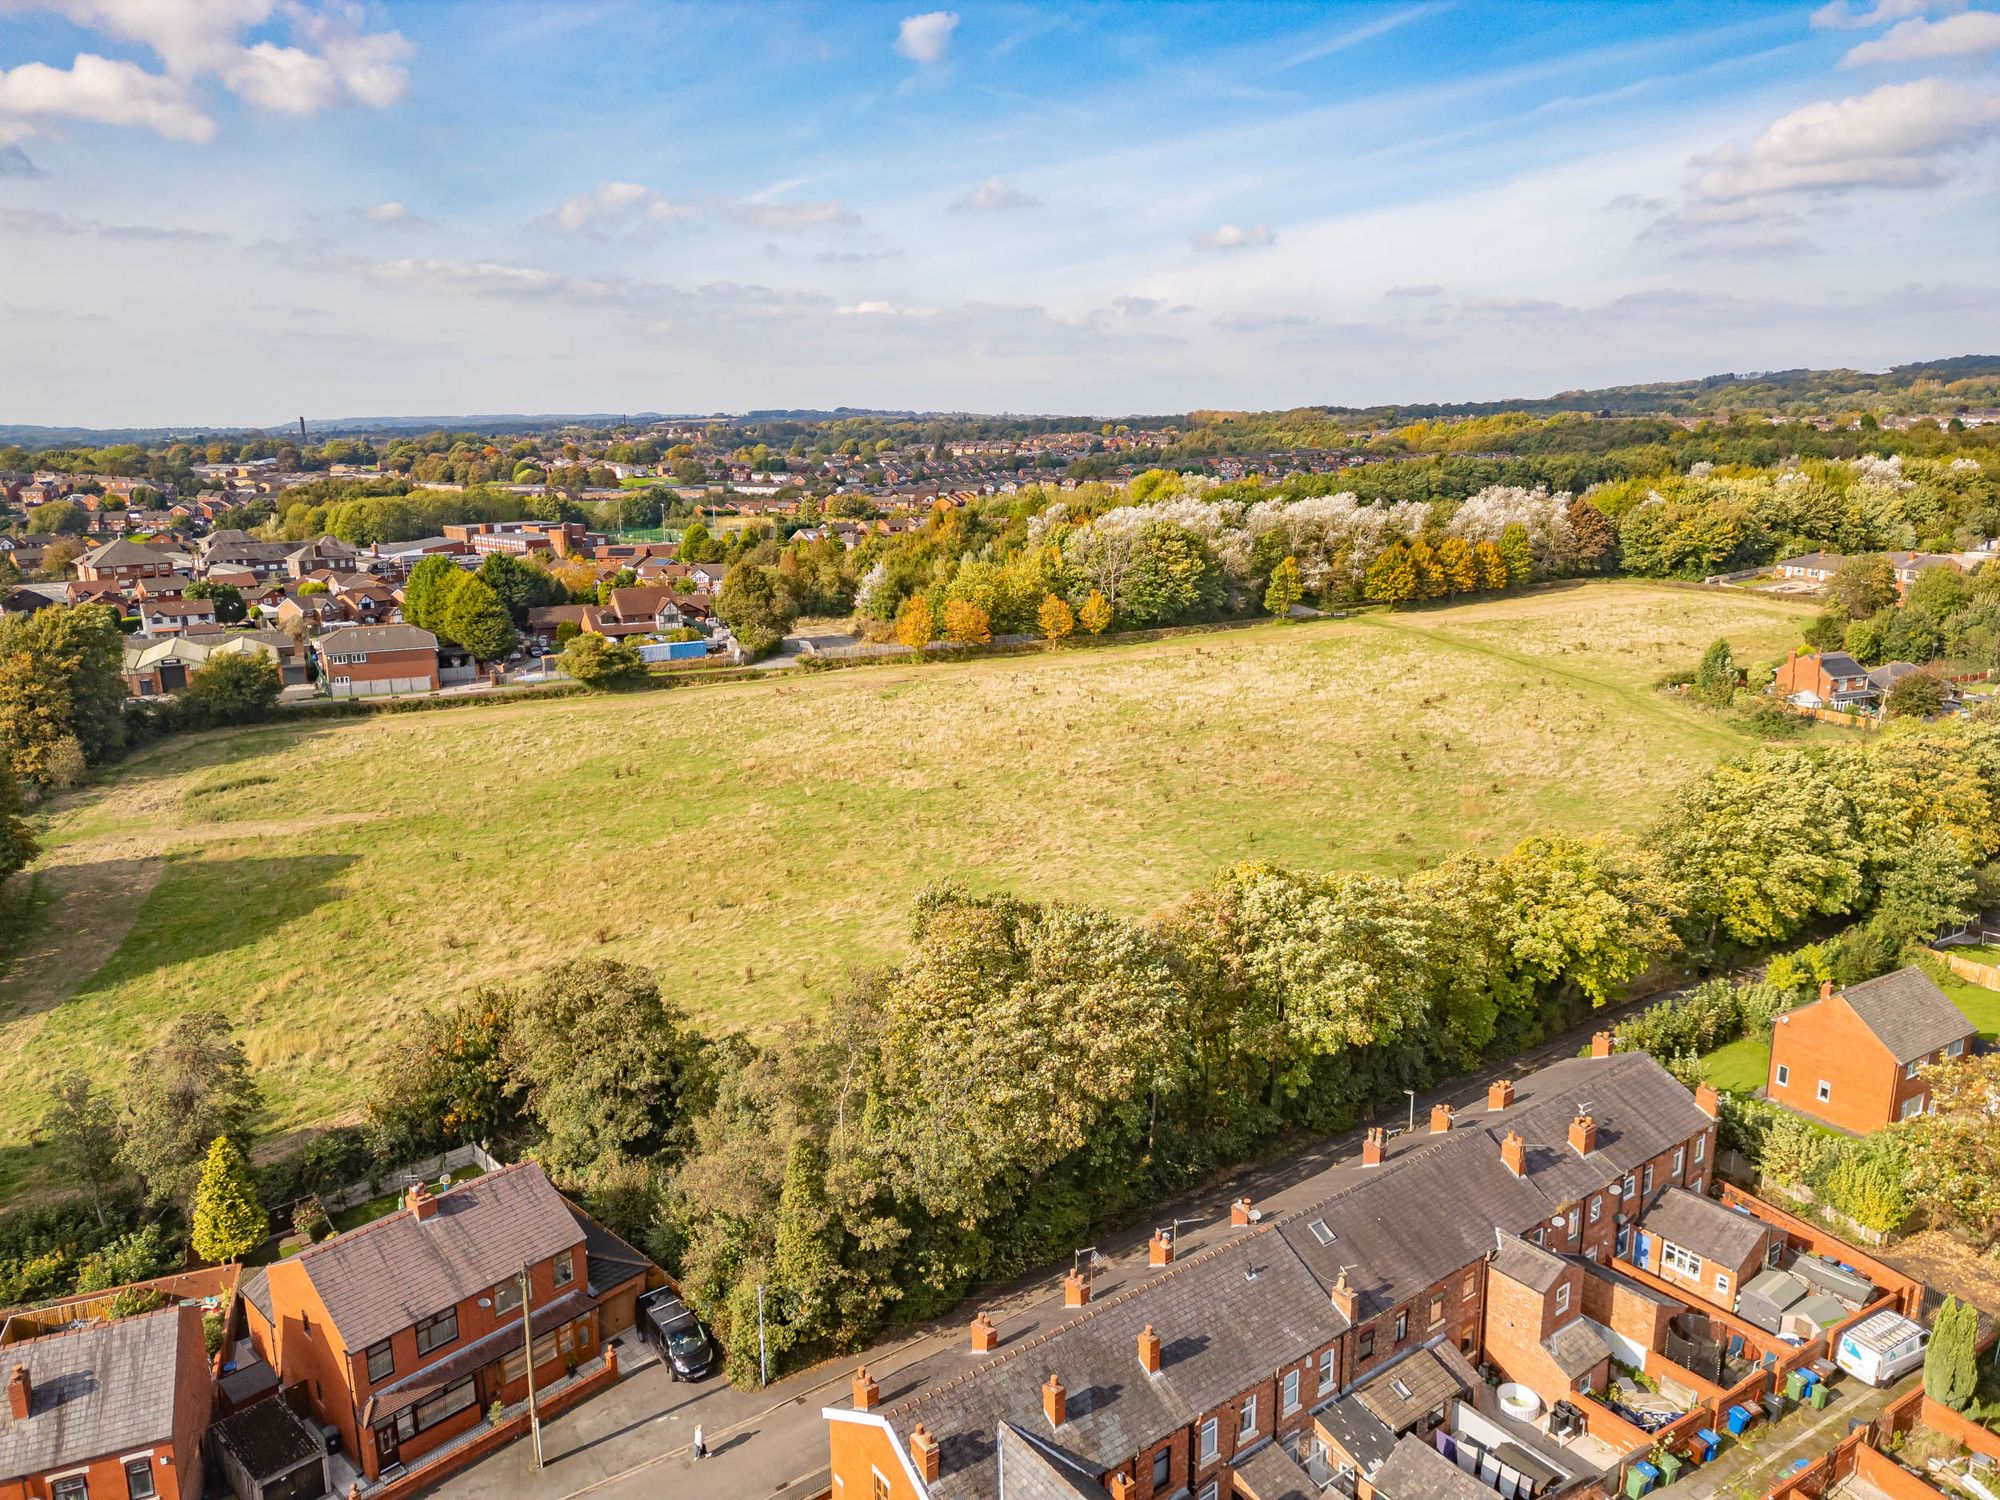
[106,1286,168,1319]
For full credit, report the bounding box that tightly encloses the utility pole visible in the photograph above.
[757,1283,769,1387]
[518,1263,543,1470]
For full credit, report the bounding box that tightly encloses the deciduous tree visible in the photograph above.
[941,599,991,645]
[441,575,518,661]
[1078,589,1112,636]
[560,633,647,688]
[0,603,126,786]
[39,1074,123,1227]
[120,1012,261,1211]
[895,595,934,652]
[1036,594,1074,645]
[1264,556,1304,617]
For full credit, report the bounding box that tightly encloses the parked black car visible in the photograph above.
[638,1288,716,1381]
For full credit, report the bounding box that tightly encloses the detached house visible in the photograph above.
[313,624,439,698]
[1767,969,1975,1132]
[1772,649,1871,711]
[0,1304,212,1500]
[239,1164,646,1485]
[75,538,180,590]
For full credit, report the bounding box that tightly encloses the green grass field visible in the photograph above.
[1937,972,2000,1041]
[0,582,1819,1201]
[1698,1035,1773,1095]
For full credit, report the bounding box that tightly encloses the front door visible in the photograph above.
[375,1420,400,1471]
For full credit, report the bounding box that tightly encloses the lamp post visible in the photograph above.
[1405,1090,1416,1134]
[518,1263,543,1470]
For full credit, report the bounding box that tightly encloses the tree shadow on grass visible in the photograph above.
[54,851,359,1013]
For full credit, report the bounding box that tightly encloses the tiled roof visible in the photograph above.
[569,1208,652,1297]
[1232,1439,1318,1500]
[1642,1189,1770,1268]
[1490,1234,1568,1295]
[1542,1318,1610,1379]
[291,1162,583,1353]
[211,1391,324,1481]
[319,623,438,656]
[880,1231,1346,1500]
[1373,1434,1502,1500]
[0,1305,196,1480]
[993,1423,1109,1499]
[1279,1053,1712,1319]
[1353,1346,1469,1433]
[1836,968,1973,1063]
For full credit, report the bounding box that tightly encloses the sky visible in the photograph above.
[0,0,1997,427]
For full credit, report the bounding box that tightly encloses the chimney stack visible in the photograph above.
[1695,1084,1721,1121]
[1362,1126,1387,1167]
[405,1181,438,1221]
[1501,1129,1527,1177]
[970,1313,998,1353]
[1589,1031,1614,1059]
[1230,1197,1254,1227]
[1568,1113,1597,1156]
[1430,1103,1454,1134]
[1138,1324,1161,1376]
[1488,1078,1516,1111]
[1063,1270,1090,1308]
[1148,1228,1175,1267]
[1110,1476,1137,1500]
[910,1424,940,1484]
[1820,979,1834,1002]
[851,1366,879,1411]
[1043,1373,1067,1427]
[5,1364,27,1421]
[1330,1269,1358,1323]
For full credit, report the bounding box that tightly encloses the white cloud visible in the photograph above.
[0,53,215,141]
[544,181,854,235]
[722,197,856,231]
[950,176,1039,213]
[1192,223,1276,250]
[362,257,561,296]
[291,2,412,109]
[1809,0,1950,30]
[1690,78,2000,201]
[363,200,422,226]
[1842,10,2000,64]
[25,0,275,73]
[895,11,959,64]
[222,42,341,114]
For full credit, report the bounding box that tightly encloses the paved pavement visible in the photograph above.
[427,981,1697,1500]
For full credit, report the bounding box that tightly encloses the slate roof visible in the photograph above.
[569,1207,652,1298]
[1836,968,1973,1063]
[993,1423,1109,1499]
[0,1305,197,1480]
[1279,1053,1712,1319]
[211,1392,324,1480]
[1490,1234,1568,1294]
[1373,1434,1504,1500]
[879,1229,1347,1500]
[1318,1393,1398,1472]
[1642,1189,1770,1268]
[1353,1347,1468,1433]
[318,623,438,657]
[290,1161,583,1353]
[1542,1318,1611,1379]
[1233,1439,1318,1500]
[81,537,176,567]
[1815,652,1866,679]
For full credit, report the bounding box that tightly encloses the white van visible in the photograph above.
[1835,1310,1928,1386]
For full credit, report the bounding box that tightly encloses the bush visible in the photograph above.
[1613,977,1798,1062]
[72,1223,177,1293]
[1819,1141,1910,1233]
[107,1286,168,1319]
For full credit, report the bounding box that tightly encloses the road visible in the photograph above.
[427,980,1692,1500]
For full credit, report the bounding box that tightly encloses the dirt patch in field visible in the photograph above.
[1882,1229,2000,1315]
[0,856,163,1021]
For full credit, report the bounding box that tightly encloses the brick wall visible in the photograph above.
[1715,1186,1926,1316]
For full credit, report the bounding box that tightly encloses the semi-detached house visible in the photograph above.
[825,1046,1719,1500]
[1767,970,1975,1133]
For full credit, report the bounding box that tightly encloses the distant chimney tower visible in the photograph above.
[298,416,307,445]
[1501,1129,1527,1177]
[1488,1078,1516,1111]
[1138,1324,1161,1376]
[1362,1126,1387,1167]
[6,1364,27,1420]
[1568,1113,1598,1156]
[1043,1373,1067,1427]
[1430,1103,1455,1135]
[1590,1031,1614,1059]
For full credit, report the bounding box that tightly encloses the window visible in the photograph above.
[1567,1210,1579,1240]
[553,1249,575,1287]
[1661,1244,1704,1280]
[1532,1228,1545,1246]
[502,1329,558,1385]
[414,1307,458,1356]
[1816,1080,1831,1103]
[1715,1273,1731,1294]
[1949,1040,1965,1058]
[366,1340,394,1383]
[1622,1174,1636,1198]
[872,1472,890,1500]
[1694,1134,1706,1164]
[1616,1225,1632,1260]
[1199,1483,1219,1500]
[1689,1176,1703,1196]
[1775,1065,1791,1087]
[1428,1293,1444,1326]
[52,1477,88,1500]
[1320,1348,1337,1392]
[1642,1165,1654,1195]
[1554,1284,1571,1315]
[1154,1449,1172,1488]
[1358,1329,1375,1360]
[493,1278,523,1315]
[124,1459,156,1500]
[1199,1416,1219,1461]
[1589,1195,1602,1223]
[412,1376,477,1433]
[1463,1272,1476,1302]
[1901,1095,1925,1121]
[1393,1311,1409,1343]
[1309,1220,1336,1246]
[1906,1061,1922,1080]
[1283,1369,1301,1415]
[1240,1395,1258,1437]
[1673,1146,1685,1176]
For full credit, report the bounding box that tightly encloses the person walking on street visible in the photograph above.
[693,1425,707,1461]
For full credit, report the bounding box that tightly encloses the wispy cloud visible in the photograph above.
[1841,10,2000,65]
[950,176,1038,213]
[541,180,855,235]
[1192,223,1276,251]
[362,200,424,227]
[1282,3,1446,69]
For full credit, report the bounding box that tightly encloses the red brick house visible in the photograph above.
[0,1304,212,1500]
[239,1164,646,1484]
[75,538,180,589]
[1632,1187,1777,1311]
[1772,650,1872,711]
[313,624,440,697]
[1767,969,1974,1133]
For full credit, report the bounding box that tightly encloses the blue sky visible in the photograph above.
[1,1,1997,425]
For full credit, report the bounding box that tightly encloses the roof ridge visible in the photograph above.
[888,1224,1273,1419]
[293,1159,534,1266]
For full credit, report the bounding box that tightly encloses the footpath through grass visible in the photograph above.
[0,582,1817,1203]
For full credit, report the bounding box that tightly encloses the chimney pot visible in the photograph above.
[1043,1372,1067,1427]
[910,1423,941,1484]
[1430,1103,1454,1134]
[970,1313,998,1353]
[6,1364,28,1421]
[1501,1129,1527,1177]
[1589,1031,1614,1059]
[1230,1196,1253,1227]
[405,1181,438,1221]
[1362,1126,1388,1167]
[1488,1078,1516,1111]
[1063,1270,1090,1308]
[851,1365,880,1411]
[1110,1476,1137,1500]
[1695,1084,1721,1121]
[1568,1113,1598,1156]
[1138,1323,1161,1376]
[1148,1229,1174,1267]
[1330,1270,1358,1322]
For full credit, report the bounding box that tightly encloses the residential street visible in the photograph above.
[427,983,1684,1500]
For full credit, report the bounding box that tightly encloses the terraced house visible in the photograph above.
[824,1045,1720,1500]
